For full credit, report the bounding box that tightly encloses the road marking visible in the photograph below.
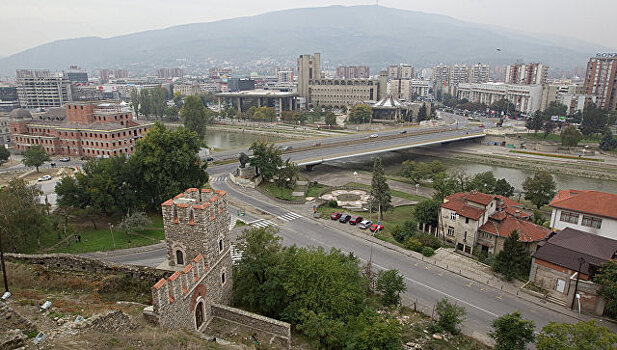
[249,219,277,229]
[277,212,303,222]
[466,282,473,288]
[210,176,228,183]
[497,295,503,301]
[230,244,243,263]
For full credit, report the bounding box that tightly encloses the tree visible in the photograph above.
[180,95,208,139]
[0,145,9,165]
[130,88,140,116]
[417,103,428,122]
[130,122,208,210]
[494,231,531,281]
[139,88,150,116]
[543,120,556,137]
[348,104,373,124]
[413,199,440,228]
[561,125,583,147]
[391,220,416,243]
[345,310,403,350]
[490,311,535,350]
[0,178,51,252]
[324,112,337,127]
[376,269,406,306]
[163,105,179,120]
[276,159,299,189]
[435,298,466,334]
[581,103,608,136]
[526,114,546,135]
[522,171,556,209]
[172,91,184,108]
[370,157,392,220]
[467,171,498,193]
[249,142,282,181]
[536,320,617,350]
[490,99,516,115]
[432,172,460,201]
[149,85,167,117]
[544,101,568,118]
[117,212,152,237]
[600,129,617,151]
[495,178,515,197]
[22,145,50,172]
[593,259,617,319]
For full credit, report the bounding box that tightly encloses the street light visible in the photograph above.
[571,257,585,310]
[108,223,116,249]
[353,171,358,183]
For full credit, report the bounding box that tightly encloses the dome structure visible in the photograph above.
[8,108,32,119]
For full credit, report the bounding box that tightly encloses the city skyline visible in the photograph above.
[2,0,616,57]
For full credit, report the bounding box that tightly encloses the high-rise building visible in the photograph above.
[16,70,72,109]
[449,64,470,85]
[469,64,491,83]
[336,66,370,79]
[297,53,321,98]
[432,64,450,85]
[114,69,128,79]
[99,69,112,83]
[227,78,255,92]
[505,63,548,85]
[0,86,19,112]
[277,70,294,83]
[387,64,414,79]
[583,54,617,110]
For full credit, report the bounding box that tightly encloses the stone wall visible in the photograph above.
[4,253,168,284]
[209,304,291,349]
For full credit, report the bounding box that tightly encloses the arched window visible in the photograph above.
[218,239,223,252]
[172,205,178,221]
[221,271,226,285]
[195,301,204,329]
[176,250,184,265]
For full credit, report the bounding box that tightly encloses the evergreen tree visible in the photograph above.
[370,157,392,220]
[494,231,531,281]
[0,144,9,165]
[181,95,208,139]
[417,103,428,122]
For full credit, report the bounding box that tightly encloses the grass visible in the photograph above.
[259,182,301,201]
[345,182,427,201]
[521,132,599,144]
[509,149,604,162]
[305,182,328,198]
[49,215,164,254]
[234,219,246,227]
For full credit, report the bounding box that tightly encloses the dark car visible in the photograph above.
[369,223,384,232]
[339,214,352,223]
[330,212,342,220]
[349,216,363,225]
[400,130,407,134]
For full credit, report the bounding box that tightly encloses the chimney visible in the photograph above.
[514,210,520,217]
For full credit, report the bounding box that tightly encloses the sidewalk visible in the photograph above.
[80,242,166,259]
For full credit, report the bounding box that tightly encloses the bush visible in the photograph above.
[404,238,422,252]
[421,247,435,257]
[416,233,441,250]
[435,298,466,334]
[327,199,338,208]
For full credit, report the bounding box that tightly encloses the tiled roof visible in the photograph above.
[533,227,617,275]
[441,197,484,220]
[479,215,550,242]
[465,192,495,205]
[549,190,617,220]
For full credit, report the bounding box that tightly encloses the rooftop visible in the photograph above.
[480,215,550,242]
[549,190,617,220]
[216,89,297,97]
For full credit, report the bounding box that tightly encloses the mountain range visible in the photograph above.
[0,5,606,75]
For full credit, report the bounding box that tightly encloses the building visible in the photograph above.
[336,66,370,79]
[387,65,414,80]
[548,190,617,240]
[388,79,431,101]
[227,78,255,92]
[16,70,72,109]
[114,69,128,79]
[156,68,183,79]
[99,69,112,84]
[438,191,550,256]
[0,86,20,112]
[10,101,153,157]
[151,188,233,329]
[277,70,294,83]
[505,63,548,85]
[449,64,470,85]
[216,90,298,116]
[583,54,617,110]
[469,64,491,83]
[432,64,450,86]
[540,83,595,115]
[65,71,88,83]
[456,82,543,114]
[297,53,322,98]
[529,227,617,315]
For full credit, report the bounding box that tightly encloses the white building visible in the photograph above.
[387,79,431,101]
[387,64,415,80]
[549,190,617,241]
[456,82,543,114]
[277,70,294,83]
[469,64,491,83]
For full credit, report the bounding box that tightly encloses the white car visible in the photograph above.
[37,175,51,182]
[369,134,378,138]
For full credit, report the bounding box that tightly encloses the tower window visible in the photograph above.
[219,239,223,252]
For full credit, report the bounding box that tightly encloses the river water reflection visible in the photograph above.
[205,130,286,150]
[330,151,617,194]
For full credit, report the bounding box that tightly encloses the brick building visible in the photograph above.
[10,101,153,157]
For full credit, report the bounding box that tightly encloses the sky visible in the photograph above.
[2,0,616,57]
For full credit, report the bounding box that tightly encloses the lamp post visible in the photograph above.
[108,223,116,249]
[570,257,585,310]
[353,171,358,183]
[0,231,9,293]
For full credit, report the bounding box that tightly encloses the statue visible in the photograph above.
[238,152,250,168]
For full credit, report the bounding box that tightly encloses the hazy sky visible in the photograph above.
[2,0,615,57]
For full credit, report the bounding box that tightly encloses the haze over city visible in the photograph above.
[2,0,616,57]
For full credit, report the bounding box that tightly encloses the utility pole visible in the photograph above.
[0,232,9,293]
[571,257,585,310]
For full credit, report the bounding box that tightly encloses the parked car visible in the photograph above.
[369,134,379,138]
[369,223,384,232]
[339,214,352,223]
[282,146,293,151]
[479,124,485,128]
[58,157,70,162]
[330,212,342,220]
[37,175,51,182]
[204,156,214,162]
[349,216,363,225]
[358,220,372,229]
[400,130,407,134]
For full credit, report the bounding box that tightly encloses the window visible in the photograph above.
[465,217,469,224]
[463,231,467,242]
[450,212,456,221]
[176,250,184,265]
[582,216,602,229]
[219,239,223,252]
[464,245,471,254]
[447,227,455,237]
[221,272,226,284]
[560,211,579,224]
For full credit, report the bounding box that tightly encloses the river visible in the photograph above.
[329,151,617,194]
[204,130,286,151]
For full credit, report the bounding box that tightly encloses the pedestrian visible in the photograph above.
[77,234,81,243]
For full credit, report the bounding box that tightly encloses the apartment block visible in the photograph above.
[16,70,72,109]
[336,66,370,79]
[505,63,548,85]
[387,65,414,80]
[583,54,617,110]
